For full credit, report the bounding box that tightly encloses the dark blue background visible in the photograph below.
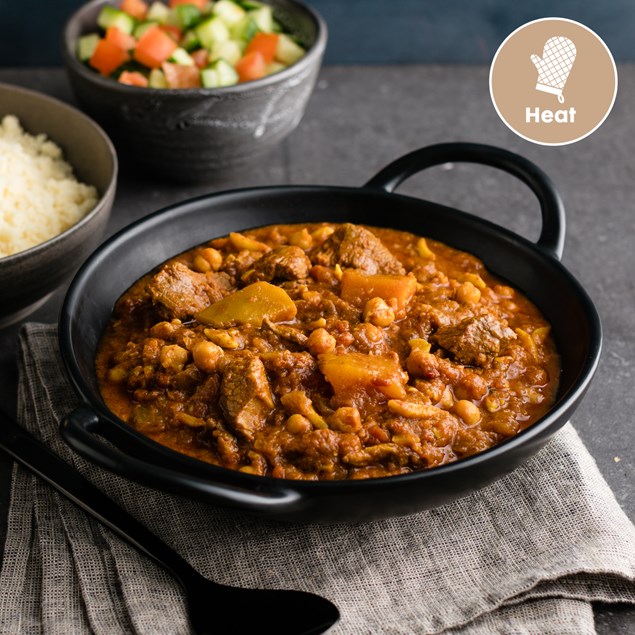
[1,0,632,66]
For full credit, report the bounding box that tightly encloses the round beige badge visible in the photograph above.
[490,18,617,145]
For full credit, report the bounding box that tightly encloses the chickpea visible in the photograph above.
[462,273,486,290]
[149,320,178,340]
[192,254,211,273]
[455,281,481,305]
[307,328,336,355]
[355,322,384,343]
[107,365,127,383]
[289,228,313,250]
[159,345,189,372]
[484,394,506,413]
[286,414,312,434]
[308,317,327,329]
[493,284,514,299]
[192,340,224,373]
[453,399,481,425]
[311,225,335,243]
[328,407,361,432]
[200,247,223,271]
[363,297,395,327]
[280,391,328,429]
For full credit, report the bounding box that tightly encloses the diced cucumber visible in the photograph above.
[148,68,168,88]
[165,8,181,27]
[200,68,219,87]
[266,61,286,76]
[210,58,239,85]
[146,1,170,24]
[213,0,246,27]
[77,33,100,61]
[176,4,201,30]
[229,15,258,42]
[133,20,158,39]
[210,39,243,66]
[195,16,230,49]
[201,59,240,88]
[248,6,274,33]
[97,6,136,34]
[169,47,195,66]
[275,33,304,65]
[181,29,201,52]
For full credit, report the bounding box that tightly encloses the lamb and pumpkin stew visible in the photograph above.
[96,222,560,480]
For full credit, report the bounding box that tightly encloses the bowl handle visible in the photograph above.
[364,142,565,260]
[60,406,302,512]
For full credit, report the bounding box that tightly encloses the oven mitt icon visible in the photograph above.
[530,36,576,103]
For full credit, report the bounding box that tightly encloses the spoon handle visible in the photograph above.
[0,409,202,587]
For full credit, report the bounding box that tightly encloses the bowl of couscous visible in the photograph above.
[0,83,117,327]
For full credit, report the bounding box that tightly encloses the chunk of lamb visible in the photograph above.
[147,262,230,320]
[219,352,274,440]
[241,245,311,285]
[313,223,405,275]
[434,314,516,367]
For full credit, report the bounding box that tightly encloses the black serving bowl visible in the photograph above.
[62,0,327,183]
[0,83,117,328]
[59,143,601,523]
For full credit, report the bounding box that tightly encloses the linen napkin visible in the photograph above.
[1,323,634,635]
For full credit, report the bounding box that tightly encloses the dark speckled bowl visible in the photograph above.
[62,0,327,183]
[0,83,117,328]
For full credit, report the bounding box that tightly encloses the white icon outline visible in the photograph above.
[489,17,618,147]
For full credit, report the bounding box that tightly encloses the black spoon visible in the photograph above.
[0,409,340,635]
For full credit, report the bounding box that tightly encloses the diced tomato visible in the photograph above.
[169,0,207,9]
[162,62,201,88]
[235,51,267,83]
[89,38,130,76]
[105,26,136,51]
[245,33,279,65]
[159,24,183,42]
[118,71,149,87]
[133,26,178,69]
[120,0,148,20]
[191,48,209,69]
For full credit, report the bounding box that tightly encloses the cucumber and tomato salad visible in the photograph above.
[77,0,306,88]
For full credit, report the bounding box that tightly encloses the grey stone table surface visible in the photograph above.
[0,66,633,632]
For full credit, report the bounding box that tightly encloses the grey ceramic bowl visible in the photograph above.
[62,0,327,183]
[0,83,117,328]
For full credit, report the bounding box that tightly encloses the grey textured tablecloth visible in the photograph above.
[1,323,634,634]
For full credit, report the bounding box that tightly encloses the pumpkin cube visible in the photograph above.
[340,270,417,311]
[318,352,408,400]
[196,281,296,327]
